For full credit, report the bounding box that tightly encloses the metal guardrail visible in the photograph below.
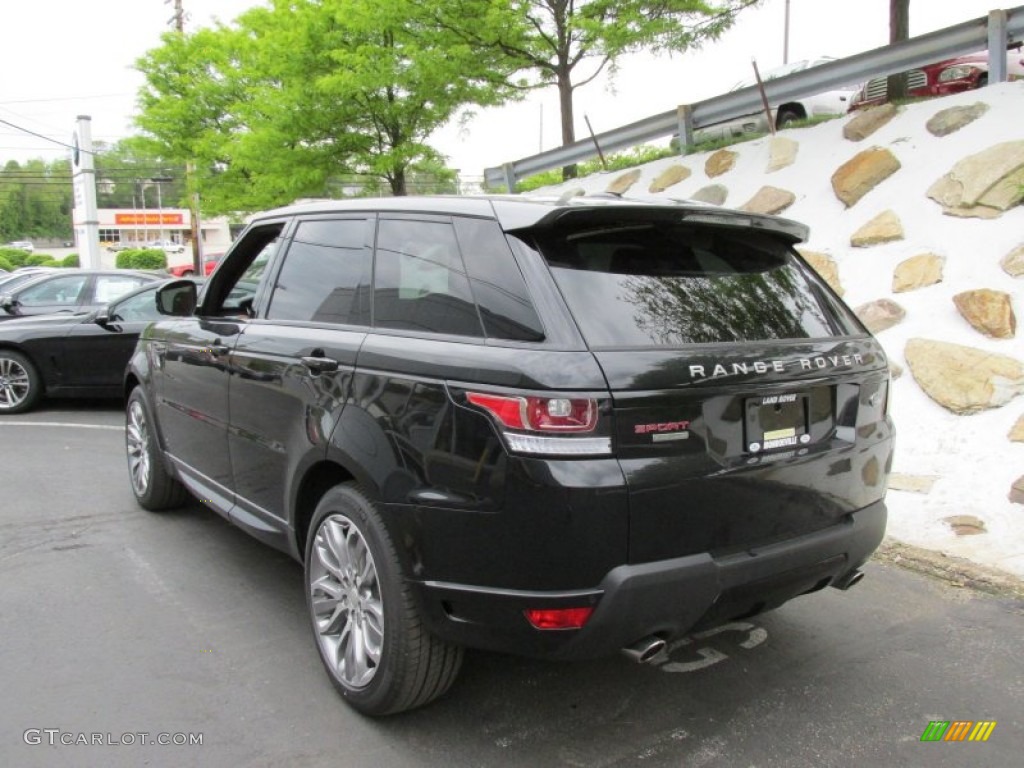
[484,6,1023,191]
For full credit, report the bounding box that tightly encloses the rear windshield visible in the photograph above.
[517,217,858,347]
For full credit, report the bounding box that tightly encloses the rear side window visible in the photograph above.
[373,219,483,337]
[453,217,544,342]
[267,218,371,326]
[520,216,858,347]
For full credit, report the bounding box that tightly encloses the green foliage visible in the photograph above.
[427,0,763,162]
[0,246,30,267]
[61,253,80,268]
[0,158,74,242]
[135,0,523,207]
[24,253,55,266]
[0,255,12,272]
[116,249,168,270]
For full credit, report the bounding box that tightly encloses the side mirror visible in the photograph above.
[94,310,111,326]
[156,280,198,317]
[0,294,17,312]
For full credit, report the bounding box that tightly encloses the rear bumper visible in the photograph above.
[414,499,886,659]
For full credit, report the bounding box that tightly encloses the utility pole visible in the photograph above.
[168,0,202,272]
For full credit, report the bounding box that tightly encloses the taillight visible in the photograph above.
[466,391,610,456]
[524,607,594,630]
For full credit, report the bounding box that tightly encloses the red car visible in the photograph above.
[851,45,1024,108]
[168,252,224,278]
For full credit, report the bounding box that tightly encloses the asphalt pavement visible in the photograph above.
[2,403,1022,767]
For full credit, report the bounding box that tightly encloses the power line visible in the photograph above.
[0,117,98,156]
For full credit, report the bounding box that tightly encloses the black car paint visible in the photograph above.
[127,196,892,661]
[0,280,197,402]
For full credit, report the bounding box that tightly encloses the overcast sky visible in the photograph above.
[0,0,1009,179]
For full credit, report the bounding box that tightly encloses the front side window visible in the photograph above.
[519,213,858,347]
[110,287,160,322]
[201,223,283,317]
[267,218,371,326]
[17,275,88,307]
[373,219,482,337]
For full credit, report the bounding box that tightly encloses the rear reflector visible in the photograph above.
[524,607,594,630]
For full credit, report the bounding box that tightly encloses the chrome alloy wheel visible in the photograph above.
[0,356,31,410]
[309,514,384,689]
[125,399,151,497]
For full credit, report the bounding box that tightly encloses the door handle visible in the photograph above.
[301,356,340,374]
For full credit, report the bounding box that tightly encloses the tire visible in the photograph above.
[125,388,189,510]
[0,349,42,414]
[977,73,988,89]
[180,269,194,277]
[305,484,463,716]
[776,108,802,128]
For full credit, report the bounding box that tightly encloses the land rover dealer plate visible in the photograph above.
[745,392,811,453]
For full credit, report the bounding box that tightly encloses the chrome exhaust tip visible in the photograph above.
[621,635,667,664]
[832,569,865,591]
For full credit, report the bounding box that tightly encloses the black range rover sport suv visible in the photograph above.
[124,195,893,715]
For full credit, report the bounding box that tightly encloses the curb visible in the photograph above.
[875,538,1024,600]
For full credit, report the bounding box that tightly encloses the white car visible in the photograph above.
[6,241,34,253]
[694,57,858,143]
[147,239,186,254]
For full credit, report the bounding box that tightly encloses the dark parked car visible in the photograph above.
[124,195,893,715]
[0,279,200,414]
[0,269,160,322]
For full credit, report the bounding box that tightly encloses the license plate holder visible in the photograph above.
[745,393,810,453]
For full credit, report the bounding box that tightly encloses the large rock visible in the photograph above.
[893,253,944,293]
[1001,245,1024,277]
[927,140,1024,217]
[943,515,987,536]
[766,136,798,173]
[690,184,728,206]
[606,169,642,195]
[831,147,901,207]
[888,473,939,494]
[705,149,738,178]
[953,289,1017,339]
[738,186,795,215]
[1009,413,1024,442]
[904,338,1024,414]
[851,210,903,247]
[926,103,989,137]
[1011,476,1024,505]
[648,164,691,193]
[843,104,898,141]
[855,298,906,334]
[797,249,843,295]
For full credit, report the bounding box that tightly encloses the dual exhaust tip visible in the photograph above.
[620,569,865,664]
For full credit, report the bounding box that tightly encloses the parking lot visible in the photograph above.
[2,402,1023,767]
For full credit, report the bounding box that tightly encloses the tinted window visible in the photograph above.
[521,216,856,347]
[453,217,544,341]
[267,218,371,325]
[373,219,482,337]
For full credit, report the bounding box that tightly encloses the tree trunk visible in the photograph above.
[390,167,407,196]
[887,0,911,101]
[557,71,577,180]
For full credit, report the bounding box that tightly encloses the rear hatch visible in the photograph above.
[511,206,893,564]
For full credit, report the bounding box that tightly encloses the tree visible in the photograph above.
[423,0,763,177]
[888,0,910,100]
[0,158,74,241]
[135,0,522,208]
